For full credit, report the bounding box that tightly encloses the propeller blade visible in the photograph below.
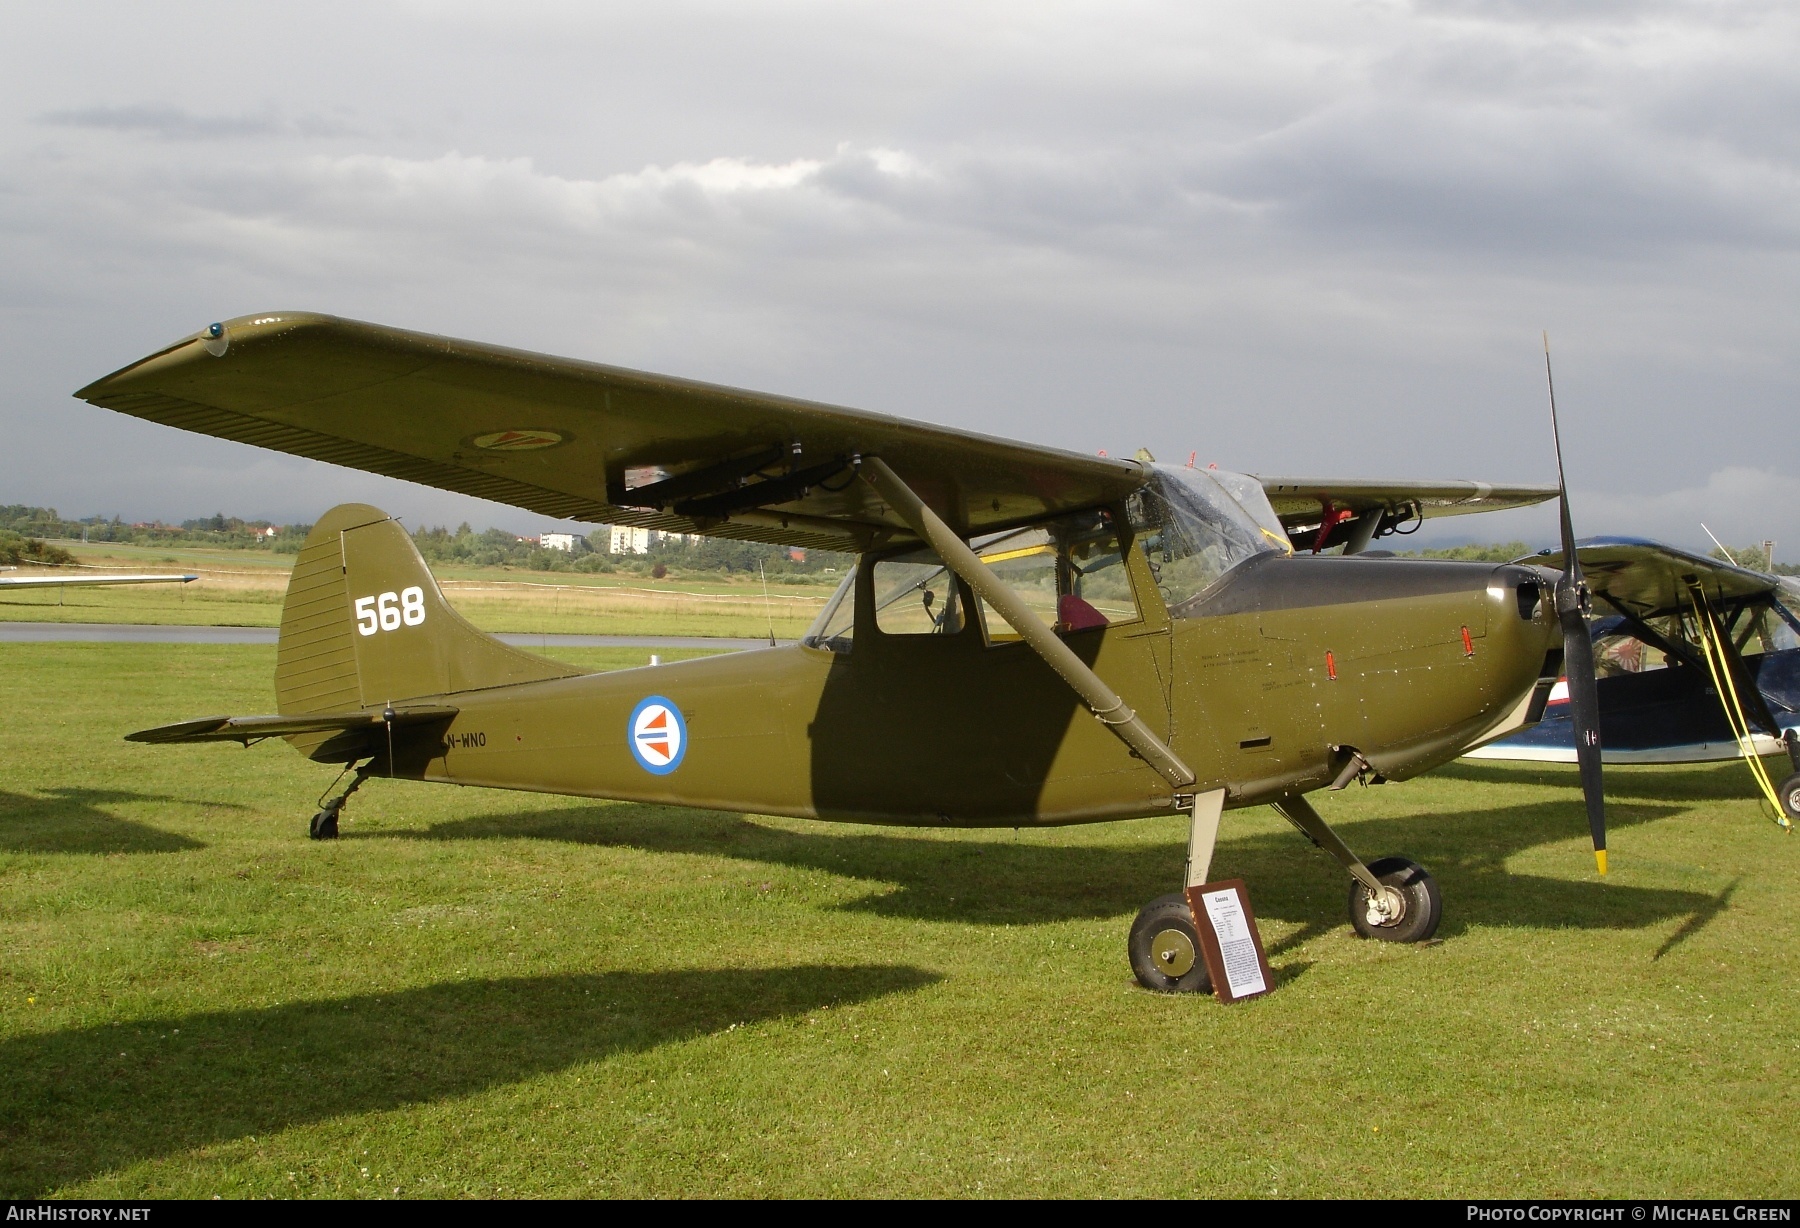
[1545,333,1607,874]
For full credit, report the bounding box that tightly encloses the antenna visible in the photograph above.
[759,561,776,647]
[1700,522,1731,558]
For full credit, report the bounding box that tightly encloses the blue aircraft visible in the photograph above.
[1466,537,1800,823]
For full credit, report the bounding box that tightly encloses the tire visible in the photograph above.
[1129,893,1214,994]
[309,808,340,840]
[1779,773,1800,825]
[1347,856,1441,943]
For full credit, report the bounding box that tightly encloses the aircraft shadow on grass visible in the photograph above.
[0,963,936,1196]
[378,796,1725,944]
[1438,758,1776,805]
[0,788,221,854]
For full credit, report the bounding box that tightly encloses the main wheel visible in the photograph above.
[1347,856,1441,943]
[1128,893,1214,994]
[1779,773,1800,825]
[309,808,340,840]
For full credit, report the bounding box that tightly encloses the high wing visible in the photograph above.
[0,573,198,588]
[76,313,1150,552]
[1528,536,1781,619]
[1258,478,1558,552]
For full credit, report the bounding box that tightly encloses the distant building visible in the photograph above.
[788,547,807,562]
[606,525,654,555]
[540,532,578,552]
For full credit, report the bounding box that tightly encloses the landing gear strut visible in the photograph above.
[1273,794,1441,944]
[309,762,372,840]
[1130,789,1224,993]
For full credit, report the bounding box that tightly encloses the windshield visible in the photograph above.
[1127,466,1290,616]
[802,567,857,652]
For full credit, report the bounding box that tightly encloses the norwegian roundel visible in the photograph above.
[627,696,688,775]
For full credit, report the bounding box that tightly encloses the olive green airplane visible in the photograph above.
[78,313,1586,993]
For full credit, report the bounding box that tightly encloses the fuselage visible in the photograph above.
[398,552,1563,825]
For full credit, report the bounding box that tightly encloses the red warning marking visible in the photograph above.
[1461,625,1474,657]
[1326,650,1337,680]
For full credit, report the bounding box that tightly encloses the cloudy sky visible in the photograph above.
[2,1,1796,551]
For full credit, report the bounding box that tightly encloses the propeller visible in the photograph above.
[1544,333,1608,875]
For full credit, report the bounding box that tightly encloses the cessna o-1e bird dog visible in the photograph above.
[81,313,1596,993]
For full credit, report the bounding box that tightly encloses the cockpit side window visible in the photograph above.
[1127,467,1289,617]
[971,509,1139,646]
[801,507,1148,651]
[871,551,966,636]
[1731,600,1800,658]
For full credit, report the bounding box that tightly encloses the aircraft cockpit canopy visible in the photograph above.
[1127,465,1292,617]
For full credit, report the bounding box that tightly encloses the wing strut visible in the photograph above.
[859,456,1197,790]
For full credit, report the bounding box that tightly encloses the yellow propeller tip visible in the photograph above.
[1595,849,1608,876]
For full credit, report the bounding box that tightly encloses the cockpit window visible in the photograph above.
[872,552,966,635]
[1726,601,1799,658]
[970,509,1139,645]
[1127,466,1290,616]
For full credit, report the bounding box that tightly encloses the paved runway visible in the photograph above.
[0,622,779,650]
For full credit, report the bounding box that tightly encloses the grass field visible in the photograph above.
[1,547,832,638]
[2,642,1797,1198]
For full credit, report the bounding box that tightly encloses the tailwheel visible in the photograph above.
[1779,773,1800,825]
[1347,856,1441,943]
[308,762,370,841]
[1128,893,1213,994]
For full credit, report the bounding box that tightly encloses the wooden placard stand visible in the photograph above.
[1184,879,1274,1004]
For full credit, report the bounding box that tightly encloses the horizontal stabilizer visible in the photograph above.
[127,705,457,746]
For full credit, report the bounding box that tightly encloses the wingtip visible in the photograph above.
[1595,849,1608,876]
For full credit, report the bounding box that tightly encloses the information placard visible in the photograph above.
[1184,879,1274,1003]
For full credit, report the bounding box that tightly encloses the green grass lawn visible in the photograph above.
[2,643,1796,1197]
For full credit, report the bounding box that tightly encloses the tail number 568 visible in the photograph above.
[355,587,426,636]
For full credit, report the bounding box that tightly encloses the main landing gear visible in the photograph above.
[1129,789,1441,993]
[309,762,372,840]
[1780,731,1800,826]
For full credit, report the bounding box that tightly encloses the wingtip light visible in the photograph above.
[1595,848,1608,876]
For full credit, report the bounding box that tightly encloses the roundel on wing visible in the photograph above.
[628,696,688,775]
[468,428,569,452]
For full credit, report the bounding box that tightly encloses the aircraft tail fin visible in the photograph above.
[275,504,578,735]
